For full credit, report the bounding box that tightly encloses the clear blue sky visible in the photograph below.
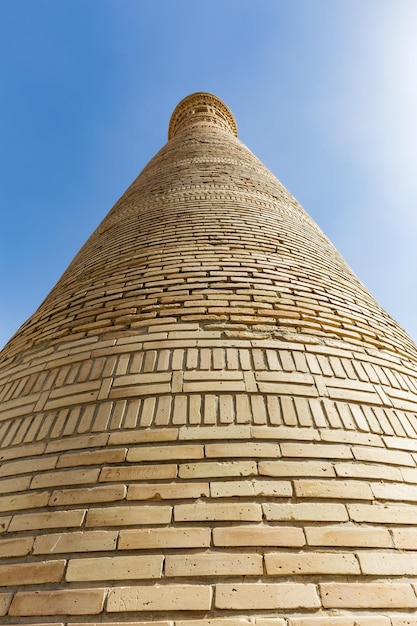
[1,0,417,350]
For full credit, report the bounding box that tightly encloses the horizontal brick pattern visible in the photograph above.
[1,425,417,621]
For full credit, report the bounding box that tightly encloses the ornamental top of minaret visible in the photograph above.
[168,91,238,139]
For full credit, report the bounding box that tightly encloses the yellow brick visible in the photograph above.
[184,371,243,381]
[348,503,417,524]
[320,429,383,447]
[67,555,163,581]
[9,509,86,532]
[0,475,31,493]
[358,550,417,575]
[57,447,126,468]
[0,441,46,463]
[255,617,287,626]
[45,433,108,454]
[179,425,251,440]
[33,530,118,554]
[335,462,402,481]
[289,618,390,626]
[352,445,415,466]
[264,503,348,522]
[205,442,280,457]
[74,622,170,626]
[179,461,257,479]
[255,371,314,384]
[371,481,417,502]
[305,524,392,548]
[110,382,171,399]
[319,582,417,608]
[183,380,245,392]
[259,460,335,477]
[215,583,320,609]
[108,428,178,445]
[9,588,106,615]
[0,491,49,513]
[86,505,171,527]
[175,617,255,626]
[0,536,33,558]
[175,502,262,522]
[119,527,211,550]
[210,479,292,498]
[0,455,58,477]
[107,584,212,612]
[126,444,203,462]
[127,482,209,500]
[49,380,101,398]
[45,391,100,411]
[213,525,305,547]
[165,552,263,576]
[280,443,352,459]
[384,435,417,452]
[294,479,373,500]
[0,593,12,617]
[99,464,177,481]
[0,560,65,586]
[49,484,126,506]
[392,527,417,549]
[401,466,417,483]
[257,382,318,396]
[252,425,320,441]
[112,372,172,386]
[265,551,359,575]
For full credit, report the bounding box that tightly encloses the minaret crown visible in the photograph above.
[168,91,238,139]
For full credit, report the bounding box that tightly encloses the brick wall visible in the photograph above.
[1,92,417,624]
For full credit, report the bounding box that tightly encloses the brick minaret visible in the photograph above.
[1,92,417,624]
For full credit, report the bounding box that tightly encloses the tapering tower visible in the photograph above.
[2,92,417,625]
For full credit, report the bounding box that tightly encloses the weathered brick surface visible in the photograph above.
[33,530,118,553]
[288,615,388,626]
[86,505,172,527]
[320,582,417,608]
[305,524,392,547]
[265,551,360,575]
[392,527,417,549]
[0,560,65,586]
[166,552,263,577]
[175,617,258,626]
[210,478,292,497]
[9,589,106,615]
[9,509,86,531]
[213,525,305,547]
[175,502,262,522]
[1,91,417,624]
[0,593,12,617]
[0,536,33,557]
[66,555,163,581]
[119,527,211,550]
[263,502,349,522]
[215,583,320,609]
[358,550,417,575]
[107,585,212,612]
[127,482,209,500]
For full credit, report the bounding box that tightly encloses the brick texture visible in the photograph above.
[1,91,417,625]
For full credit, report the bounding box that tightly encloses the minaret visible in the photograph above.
[1,92,417,624]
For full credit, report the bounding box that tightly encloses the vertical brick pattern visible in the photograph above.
[1,92,417,624]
